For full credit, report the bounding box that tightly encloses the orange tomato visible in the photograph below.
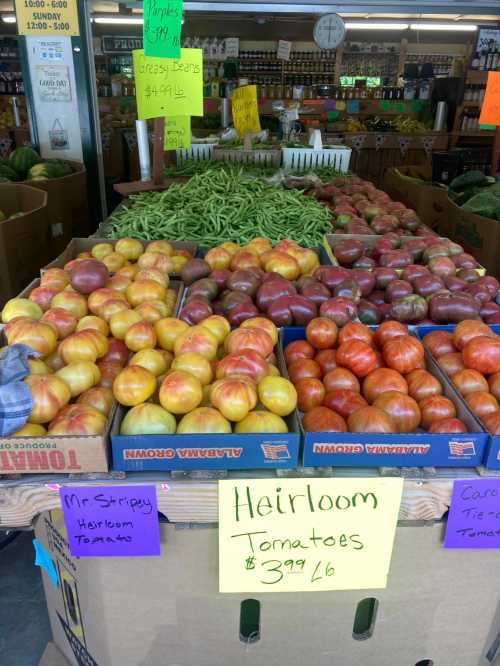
[113,365,156,406]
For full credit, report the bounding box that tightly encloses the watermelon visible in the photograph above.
[0,162,19,181]
[44,159,72,177]
[9,146,42,177]
[0,209,5,221]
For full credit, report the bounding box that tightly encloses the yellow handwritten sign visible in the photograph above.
[218,477,403,593]
[164,115,191,149]
[133,48,203,120]
[479,71,500,126]
[231,85,261,137]
[15,0,79,36]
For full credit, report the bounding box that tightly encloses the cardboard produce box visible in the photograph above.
[383,166,450,238]
[448,198,500,280]
[43,237,197,275]
[280,327,487,468]
[0,183,49,307]
[34,516,500,666]
[20,161,89,258]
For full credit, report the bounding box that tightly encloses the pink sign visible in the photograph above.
[60,485,160,557]
[444,479,500,548]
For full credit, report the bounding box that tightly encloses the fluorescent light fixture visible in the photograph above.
[345,22,409,30]
[1,15,16,23]
[410,23,477,31]
[93,16,143,24]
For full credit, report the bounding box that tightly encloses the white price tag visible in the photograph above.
[225,38,239,58]
[277,40,292,61]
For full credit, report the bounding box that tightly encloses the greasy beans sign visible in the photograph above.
[218,478,403,592]
[133,48,203,120]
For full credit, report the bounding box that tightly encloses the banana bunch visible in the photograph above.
[392,115,427,133]
[346,117,367,132]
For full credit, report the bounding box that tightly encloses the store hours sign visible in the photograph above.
[15,0,79,36]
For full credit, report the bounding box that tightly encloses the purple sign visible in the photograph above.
[60,485,160,557]
[444,480,500,549]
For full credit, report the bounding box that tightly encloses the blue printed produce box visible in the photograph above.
[111,406,300,471]
[280,327,487,468]
[416,324,500,470]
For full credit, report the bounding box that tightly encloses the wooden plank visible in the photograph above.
[0,468,490,529]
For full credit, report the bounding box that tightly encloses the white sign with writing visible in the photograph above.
[225,37,239,58]
[218,477,403,593]
[277,40,292,61]
[37,64,72,103]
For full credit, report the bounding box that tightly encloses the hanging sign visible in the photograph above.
[36,64,71,103]
[231,85,261,137]
[277,40,292,61]
[479,72,500,126]
[15,0,79,36]
[225,37,239,58]
[164,115,191,149]
[444,480,500,549]
[143,0,183,59]
[218,477,403,593]
[133,48,203,120]
[60,485,161,557]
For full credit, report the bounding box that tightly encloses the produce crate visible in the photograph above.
[111,406,300,471]
[35,515,500,666]
[416,324,500,470]
[42,237,198,277]
[213,145,281,168]
[383,165,450,237]
[448,197,500,280]
[279,327,487,468]
[177,142,216,163]
[0,183,49,308]
[282,146,351,173]
[322,234,486,276]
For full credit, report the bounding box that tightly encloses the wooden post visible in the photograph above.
[152,117,165,185]
[491,126,500,176]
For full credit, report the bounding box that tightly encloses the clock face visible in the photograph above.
[313,14,346,50]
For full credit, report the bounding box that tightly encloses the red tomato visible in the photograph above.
[323,389,368,418]
[488,372,500,401]
[406,369,443,402]
[224,328,274,358]
[295,378,326,412]
[336,340,378,378]
[465,391,499,418]
[288,359,322,384]
[314,349,337,375]
[216,350,269,384]
[482,410,500,435]
[419,395,456,429]
[452,320,495,351]
[284,340,315,365]
[305,317,338,350]
[423,330,455,357]
[382,335,424,375]
[373,391,421,433]
[374,321,407,348]
[463,336,500,375]
[323,367,360,393]
[302,406,347,432]
[451,368,489,396]
[428,417,468,433]
[347,406,396,433]
[362,368,408,404]
[338,322,374,347]
[438,352,465,376]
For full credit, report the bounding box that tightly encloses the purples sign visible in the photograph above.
[444,480,500,549]
[60,485,160,557]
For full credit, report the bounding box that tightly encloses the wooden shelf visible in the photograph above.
[466,69,489,82]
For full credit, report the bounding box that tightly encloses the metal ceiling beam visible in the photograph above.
[181,1,500,14]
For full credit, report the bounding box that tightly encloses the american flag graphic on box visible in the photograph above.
[261,443,291,460]
[449,441,476,457]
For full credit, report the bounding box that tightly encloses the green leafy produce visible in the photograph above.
[449,170,489,192]
[9,146,42,177]
[103,167,332,246]
[462,191,500,218]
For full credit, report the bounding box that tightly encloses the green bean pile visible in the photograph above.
[104,167,332,246]
[163,160,277,178]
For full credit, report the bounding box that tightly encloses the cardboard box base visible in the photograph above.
[36,515,500,666]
